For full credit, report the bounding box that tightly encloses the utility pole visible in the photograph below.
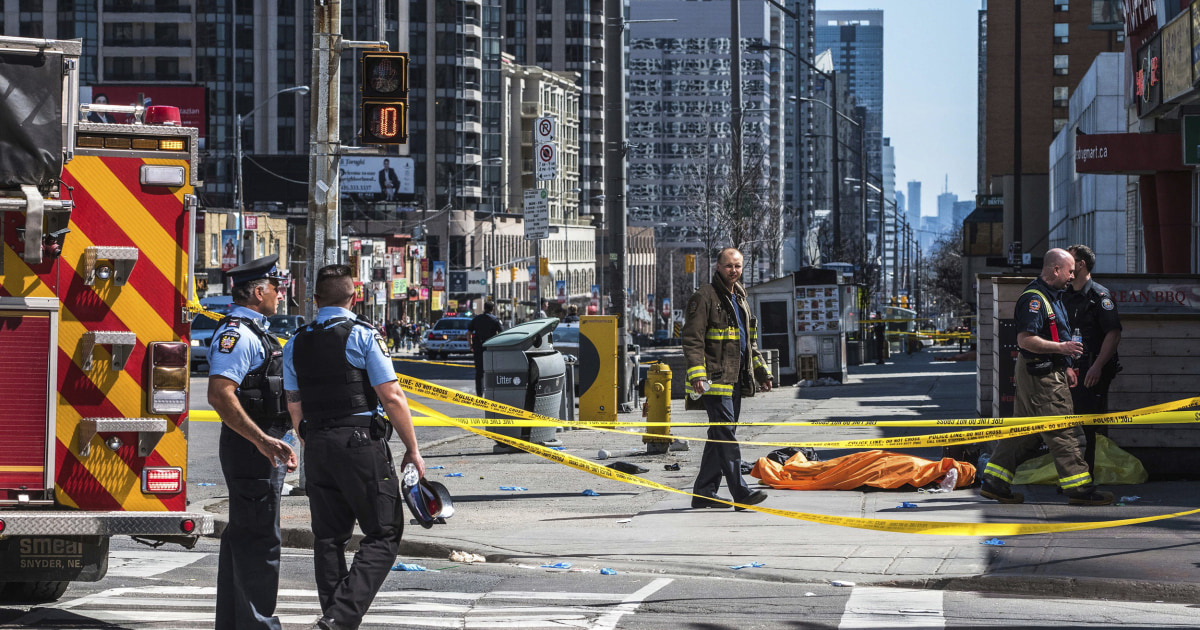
[730,0,743,224]
[605,0,631,410]
[305,0,342,320]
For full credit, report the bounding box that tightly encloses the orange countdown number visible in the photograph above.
[373,105,399,139]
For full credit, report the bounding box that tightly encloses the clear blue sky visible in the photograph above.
[815,0,980,215]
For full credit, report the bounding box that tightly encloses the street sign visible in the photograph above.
[535,142,558,181]
[535,116,556,143]
[244,215,258,230]
[524,188,550,239]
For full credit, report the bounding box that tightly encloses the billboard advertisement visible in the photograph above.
[339,156,415,202]
[431,260,446,291]
[220,229,237,271]
[83,85,207,137]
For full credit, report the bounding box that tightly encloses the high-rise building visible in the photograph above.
[785,0,817,269]
[953,200,976,230]
[626,0,786,249]
[14,3,315,208]
[982,0,1123,261]
[502,0,607,213]
[937,180,958,236]
[880,138,896,294]
[816,10,883,185]
[906,180,922,237]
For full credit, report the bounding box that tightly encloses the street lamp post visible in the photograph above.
[234,85,309,266]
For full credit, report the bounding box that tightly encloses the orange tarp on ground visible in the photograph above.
[750,450,976,491]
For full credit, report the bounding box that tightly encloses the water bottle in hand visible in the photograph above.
[402,463,420,488]
[688,379,710,401]
[1070,328,1083,358]
[275,430,299,467]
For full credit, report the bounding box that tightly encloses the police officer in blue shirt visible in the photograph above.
[283,264,425,630]
[207,253,297,630]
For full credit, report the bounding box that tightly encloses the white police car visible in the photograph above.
[420,316,472,359]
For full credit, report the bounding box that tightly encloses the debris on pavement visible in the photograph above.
[196,483,215,486]
[616,519,632,524]
[600,568,617,575]
[830,580,855,587]
[730,562,765,570]
[664,463,681,471]
[449,551,486,563]
[541,562,572,570]
[668,439,690,452]
[392,563,428,572]
[795,377,843,388]
[606,461,649,474]
[581,489,600,496]
[981,538,1006,546]
[896,502,919,509]
[499,486,528,491]
[1120,495,1141,503]
[429,465,445,469]
[805,592,816,597]
[444,472,464,477]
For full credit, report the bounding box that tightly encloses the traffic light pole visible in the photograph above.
[605,0,632,411]
[305,0,342,320]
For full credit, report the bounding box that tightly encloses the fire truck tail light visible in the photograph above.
[153,367,188,389]
[152,342,189,367]
[180,519,195,534]
[159,139,186,151]
[143,467,183,494]
[141,165,185,187]
[0,519,6,534]
[149,342,190,414]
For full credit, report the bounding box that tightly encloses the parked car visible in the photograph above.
[267,314,307,340]
[552,322,580,357]
[420,316,472,359]
[189,314,223,373]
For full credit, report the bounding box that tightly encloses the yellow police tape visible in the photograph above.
[393,373,1200,450]
[392,356,473,368]
[440,406,1200,536]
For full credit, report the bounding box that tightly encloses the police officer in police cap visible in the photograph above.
[283,263,424,630]
[208,253,296,630]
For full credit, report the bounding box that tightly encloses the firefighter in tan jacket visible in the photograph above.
[682,248,772,510]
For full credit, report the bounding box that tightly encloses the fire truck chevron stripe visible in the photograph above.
[63,156,189,302]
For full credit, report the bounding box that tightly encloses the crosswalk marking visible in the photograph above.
[17,580,673,629]
[104,550,206,578]
[839,587,944,629]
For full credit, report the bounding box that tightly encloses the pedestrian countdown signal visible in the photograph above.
[359,51,409,145]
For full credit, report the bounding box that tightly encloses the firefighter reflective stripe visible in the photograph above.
[750,326,758,340]
[1060,471,1092,489]
[685,365,706,380]
[705,327,740,341]
[984,462,1014,483]
[706,382,734,396]
[752,355,768,372]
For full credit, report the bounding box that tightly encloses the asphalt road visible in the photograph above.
[2,537,1196,629]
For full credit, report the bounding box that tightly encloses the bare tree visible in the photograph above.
[921,229,969,315]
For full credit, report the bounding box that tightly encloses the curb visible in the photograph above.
[887,575,1200,604]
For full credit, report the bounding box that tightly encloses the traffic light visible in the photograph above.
[510,267,518,281]
[359,51,408,145]
[684,254,695,274]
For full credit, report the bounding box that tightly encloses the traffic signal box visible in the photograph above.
[359,51,409,145]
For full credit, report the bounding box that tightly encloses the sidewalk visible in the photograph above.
[202,346,1200,601]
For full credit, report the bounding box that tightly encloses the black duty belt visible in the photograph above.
[306,413,376,430]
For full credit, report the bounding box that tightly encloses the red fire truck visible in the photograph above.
[0,36,211,602]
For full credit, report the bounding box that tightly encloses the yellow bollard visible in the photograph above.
[643,363,672,451]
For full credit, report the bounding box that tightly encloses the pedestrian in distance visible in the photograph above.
[468,301,505,396]
[207,254,296,630]
[282,264,425,630]
[682,247,772,511]
[536,299,549,318]
[1064,244,1122,471]
[563,304,580,323]
[979,248,1114,506]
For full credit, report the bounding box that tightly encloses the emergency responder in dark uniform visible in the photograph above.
[979,248,1113,506]
[1065,244,1122,471]
[468,300,505,396]
[283,264,425,630]
[208,254,296,630]
[683,247,771,510]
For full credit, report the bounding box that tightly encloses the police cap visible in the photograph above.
[226,254,283,287]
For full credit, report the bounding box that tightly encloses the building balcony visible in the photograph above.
[103,0,191,12]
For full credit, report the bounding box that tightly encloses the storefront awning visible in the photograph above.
[1074,133,1187,175]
